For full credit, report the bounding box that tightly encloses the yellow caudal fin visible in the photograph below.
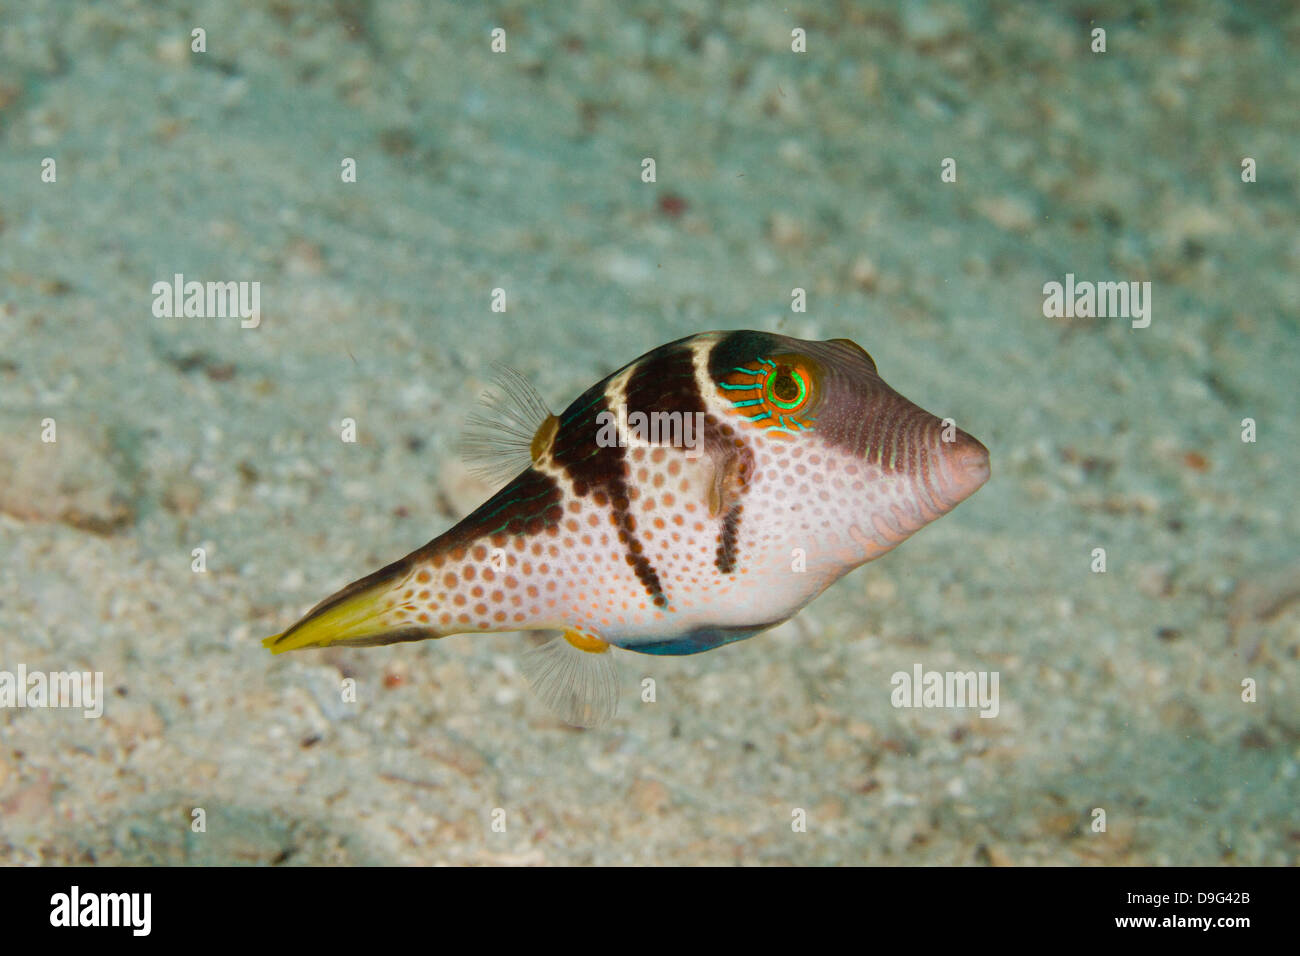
[263,559,428,654]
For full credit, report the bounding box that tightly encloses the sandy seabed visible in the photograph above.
[0,1,1296,864]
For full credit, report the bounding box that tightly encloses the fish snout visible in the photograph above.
[935,430,990,509]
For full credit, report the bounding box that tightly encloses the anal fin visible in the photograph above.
[520,628,619,728]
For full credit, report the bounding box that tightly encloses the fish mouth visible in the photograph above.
[932,431,990,511]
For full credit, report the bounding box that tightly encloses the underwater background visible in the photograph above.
[0,0,1296,864]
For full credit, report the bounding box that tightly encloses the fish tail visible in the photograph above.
[263,557,439,653]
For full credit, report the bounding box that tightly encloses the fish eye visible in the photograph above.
[766,366,808,411]
[717,353,820,436]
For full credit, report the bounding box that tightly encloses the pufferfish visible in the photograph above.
[264,331,989,726]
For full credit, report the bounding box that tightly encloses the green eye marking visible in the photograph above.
[716,354,817,436]
[765,367,806,410]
